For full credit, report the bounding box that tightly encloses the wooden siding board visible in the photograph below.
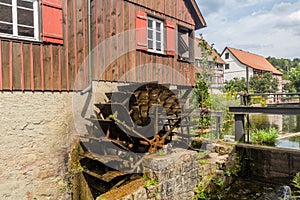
[20,43,24,91]
[40,45,44,91]
[23,43,31,90]
[116,0,122,81]
[30,44,34,91]
[104,0,111,81]
[58,46,62,91]
[68,0,75,90]
[43,45,51,90]
[99,0,104,80]
[63,0,69,91]
[52,45,59,90]
[73,0,78,89]
[123,1,129,82]
[32,44,41,90]
[2,41,10,90]
[111,0,117,81]
[119,0,125,82]
[12,42,21,90]
[76,0,84,89]
[0,41,2,90]
[82,0,87,88]
[129,2,135,82]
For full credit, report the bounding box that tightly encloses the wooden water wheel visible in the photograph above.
[89,82,194,153]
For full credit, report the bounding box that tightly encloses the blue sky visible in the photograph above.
[196,0,300,59]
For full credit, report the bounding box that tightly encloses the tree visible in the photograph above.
[193,75,211,108]
[288,65,300,92]
[197,34,217,86]
[249,72,279,93]
[222,77,247,95]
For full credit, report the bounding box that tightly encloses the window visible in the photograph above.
[178,26,193,61]
[147,17,163,53]
[225,64,230,70]
[225,53,229,59]
[136,11,175,55]
[0,0,39,40]
[195,59,201,67]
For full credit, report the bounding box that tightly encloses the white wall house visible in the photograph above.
[221,47,283,92]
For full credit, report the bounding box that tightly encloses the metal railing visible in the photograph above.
[239,92,300,106]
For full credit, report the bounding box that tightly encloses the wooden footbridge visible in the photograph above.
[229,92,300,142]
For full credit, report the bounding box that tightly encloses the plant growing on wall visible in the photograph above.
[292,172,300,198]
[191,35,214,131]
[250,128,279,146]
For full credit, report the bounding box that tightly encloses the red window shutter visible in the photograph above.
[41,0,63,44]
[165,20,175,56]
[135,11,147,51]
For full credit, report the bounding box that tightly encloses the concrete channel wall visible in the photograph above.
[236,144,300,182]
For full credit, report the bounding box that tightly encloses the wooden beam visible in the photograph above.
[229,106,300,115]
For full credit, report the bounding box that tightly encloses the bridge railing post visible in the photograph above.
[234,114,245,142]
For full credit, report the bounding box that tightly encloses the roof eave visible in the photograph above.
[187,0,207,30]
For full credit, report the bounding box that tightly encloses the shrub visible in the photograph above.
[250,128,279,146]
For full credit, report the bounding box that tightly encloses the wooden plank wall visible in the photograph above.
[89,0,196,86]
[0,40,68,91]
[0,0,197,91]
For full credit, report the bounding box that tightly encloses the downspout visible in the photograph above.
[81,0,92,95]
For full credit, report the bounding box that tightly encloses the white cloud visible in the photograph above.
[197,0,300,58]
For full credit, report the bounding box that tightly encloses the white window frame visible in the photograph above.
[147,16,164,54]
[0,0,39,41]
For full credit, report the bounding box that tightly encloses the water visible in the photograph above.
[281,185,292,200]
[277,138,300,150]
[222,179,293,200]
[248,114,300,150]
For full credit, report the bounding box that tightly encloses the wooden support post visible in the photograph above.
[234,114,245,142]
[216,116,221,140]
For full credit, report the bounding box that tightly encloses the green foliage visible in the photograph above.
[249,72,279,93]
[212,177,224,187]
[288,65,300,92]
[283,81,296,92]
[157,149,164,156]
[193,75,211,108]
[292,172,300,198]
[267,56,300,92]
[249,95,267,106]
[197,35,217,86]
[192,75,212,129]
[225,170,231,177]
[143,174,159,189]
[200,159,209,165]
[222,77,247,96]
[250,128,279,146]
[266,56,300,79]
[194,175,208,200]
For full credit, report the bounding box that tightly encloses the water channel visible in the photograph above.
[249,114,300,150]
[221,114,300,199]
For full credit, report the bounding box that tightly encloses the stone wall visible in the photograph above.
[143,150,201,200]
[236,143,300,182]
[0,81,128,200]
[0,92,75,200]
[98,142,237,200]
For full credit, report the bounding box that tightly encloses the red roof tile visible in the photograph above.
[226,47,282,75]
